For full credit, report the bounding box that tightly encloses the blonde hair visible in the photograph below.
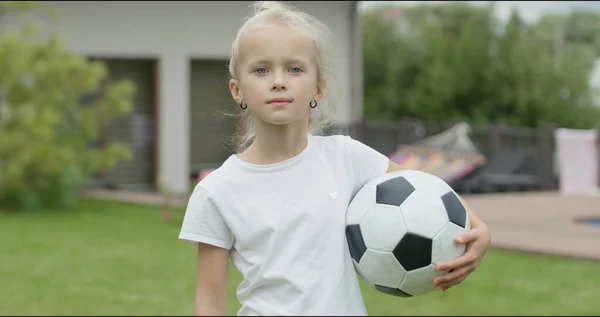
[228,1,339,153]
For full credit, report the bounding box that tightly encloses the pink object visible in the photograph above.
[198,169,215,181]
[555,128,599,196]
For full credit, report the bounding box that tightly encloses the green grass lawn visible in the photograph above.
[2,198,599,316]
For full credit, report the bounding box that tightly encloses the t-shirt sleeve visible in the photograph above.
[341,135,390,197]
[178,185,234,250]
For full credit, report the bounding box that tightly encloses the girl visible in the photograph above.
[179,1,491,316]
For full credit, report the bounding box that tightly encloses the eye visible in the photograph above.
[254,67,269,74]
[289,66,303,73]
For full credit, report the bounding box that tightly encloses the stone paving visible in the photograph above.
[83,189,600,261]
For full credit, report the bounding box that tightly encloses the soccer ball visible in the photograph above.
[345,169,470,297]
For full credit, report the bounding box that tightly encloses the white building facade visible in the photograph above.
[10,1,363,195]
[590,58,600,108]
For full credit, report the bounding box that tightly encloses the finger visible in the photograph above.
[455,228,479,244]
[434,265,474,286]
[434,265,470,285]
[438,274,469,291]
[436,252,477,271]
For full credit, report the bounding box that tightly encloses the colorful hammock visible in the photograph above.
[388,145,486,184]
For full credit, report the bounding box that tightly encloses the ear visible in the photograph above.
[314,79,324,102]
[229,78,242,103]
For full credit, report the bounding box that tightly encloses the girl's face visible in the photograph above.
[229,21,323,128]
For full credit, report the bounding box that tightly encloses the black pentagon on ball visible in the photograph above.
[393,233,432,271]
[376,176,415,206]
[345,224,367,262]
[375,284,412,297]
[441,192,467,228]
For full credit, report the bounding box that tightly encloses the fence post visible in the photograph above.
[538,123,557,191]
[597,127,600,187]
[489,123,503,158]
[359,118,368,144]
[397,118,423,145]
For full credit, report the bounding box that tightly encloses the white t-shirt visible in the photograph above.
[179,134,390,316]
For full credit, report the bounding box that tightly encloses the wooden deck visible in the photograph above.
[463,191,600,261]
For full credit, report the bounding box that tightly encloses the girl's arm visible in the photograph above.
[194,242,230,316]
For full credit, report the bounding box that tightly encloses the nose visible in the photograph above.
[271,71,287,91]
[272,83,286,91]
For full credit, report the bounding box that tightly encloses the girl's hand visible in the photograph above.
[432,224,491,291]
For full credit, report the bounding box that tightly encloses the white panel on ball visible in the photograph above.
[399,264,441,296]
[353,259,375,287]
[431,222,468,267]
[366,171,404,187]
[399,190,449,238]
[360,204,407,252]
[346,185,376,225]
[401,169,455,196]
[358,249,407,289]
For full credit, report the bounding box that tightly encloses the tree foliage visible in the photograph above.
[0,1,135,210]
[362,2,600,129]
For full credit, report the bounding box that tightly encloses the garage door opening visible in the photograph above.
[189,59,237,179]
[92,58,158,192]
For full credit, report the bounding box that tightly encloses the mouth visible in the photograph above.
[267,98,293,106]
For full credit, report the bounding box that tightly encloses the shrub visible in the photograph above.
[0,1,135,210]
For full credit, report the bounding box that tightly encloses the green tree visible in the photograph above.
[362,8,406,121]
[393,3,498,122]
[0,1,135,210]
[534,11,600,56]
[489,10,600,128]
[361,2,600,129]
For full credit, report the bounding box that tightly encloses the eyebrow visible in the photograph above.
[247,57,310,66]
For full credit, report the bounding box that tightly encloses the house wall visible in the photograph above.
[3,1,359,195]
